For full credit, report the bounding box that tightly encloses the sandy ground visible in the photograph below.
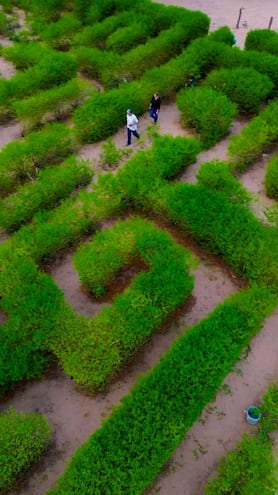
[0,2,278,494]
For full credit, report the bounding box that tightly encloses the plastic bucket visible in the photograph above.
[245,405,262,425]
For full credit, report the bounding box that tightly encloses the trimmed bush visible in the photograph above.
[106,18,155,54]
[72,46,121,81]
[19,0,67,22]
[1,42,52,69]
[40,13,83,50]
[177,86,237,148]
[208,25,236,45]
[265,153,278,199]
[0,407,52,493]
[73,81,148,143]
[12,78,95,132]
[203,67,273,114]
[0,51,78,108]
[0,123,76,197]
[245,28,278,56]
[196,159,251,205]
[72,11,131,48]
[0,156,93,232]
[0,256,66,393]
[228,99,278,171]
[52,217,194,391]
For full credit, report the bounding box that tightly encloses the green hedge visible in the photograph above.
[207,25,236,45]
[228,99,278,171]
[105,17,155,54]
[51,217,194,391]
[40,13,82,50]
[12,78,95,132]
[72,11,131,48]
[73,81,149,143]
[0,123,76,197]
[47,288,277,495]
[196,159,251,205]
[245,28,278,56]
[265,153,278,199]
[0,51,78,107]
[203,67,273,114]
[0,256,66,393]
[176,86,237,148]
[159,182,278,289]
[0,407,52,493]
[1,42,52,69]
[0,157,93,232]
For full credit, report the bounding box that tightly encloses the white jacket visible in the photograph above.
[127,113,138,131]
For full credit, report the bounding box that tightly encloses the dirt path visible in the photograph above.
[0,3,278,494]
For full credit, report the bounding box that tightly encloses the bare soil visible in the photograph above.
[0,2,278,494]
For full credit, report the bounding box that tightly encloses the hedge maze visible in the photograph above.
[0,0,278,493]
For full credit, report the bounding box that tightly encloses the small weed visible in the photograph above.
[220,383,232,395]
[99,137,132,169]
[192,434,208,457]
[216,410,226,420]
[145,123,161,140]
[205,405,217,414]
[233,366,243,376]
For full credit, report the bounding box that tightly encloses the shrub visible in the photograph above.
[196,159,251,205]
[106,19,154,54]
[160,181,278,289]
[177,86,237,148]
[21,0,67,22]
[72,11,131,48]
[0,51,78,107]
[265,153,278,199]
[0,157,93,232]
[203,67,273,114]
[228,99,278,171]
[245,28,278,56]
[12,78,94,132]
[40,13,82,50]
[0,123,76,196]
[0,256,66,393]
[72,46,121,82]
[0,407,52,493]
[0,10,17,36]
[54,217,194,390]
[73,81,148,143]
[208,25,235,45]
[1,42,52,69]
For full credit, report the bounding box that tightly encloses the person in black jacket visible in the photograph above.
[149,92,161,123]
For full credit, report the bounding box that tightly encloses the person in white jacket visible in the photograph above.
[126,109,140,145]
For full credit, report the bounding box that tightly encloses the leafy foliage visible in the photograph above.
[245,28,278,56]
[0,157,93,232]
[177,86,237,148]
[196,159,251,205]
[265,153,278,199]
[203,67,273,114]
[0,407,52,492]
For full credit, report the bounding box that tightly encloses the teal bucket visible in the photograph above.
[245,405,262,425]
